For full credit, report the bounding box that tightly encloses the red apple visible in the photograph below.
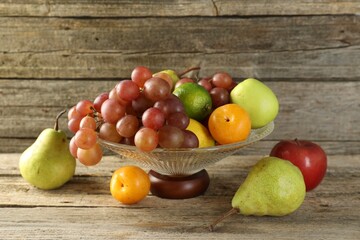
[270,139,327,191]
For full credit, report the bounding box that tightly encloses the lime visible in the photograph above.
[173,82,212,121]
[186,119,215,148]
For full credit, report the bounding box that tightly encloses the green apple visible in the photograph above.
[230,78,279,129]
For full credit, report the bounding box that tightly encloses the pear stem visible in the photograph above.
[209,208,239,232]
[178,66,201,78]
[54,109,67,131]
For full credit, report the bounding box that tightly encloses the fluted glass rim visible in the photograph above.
[98,121,274,154]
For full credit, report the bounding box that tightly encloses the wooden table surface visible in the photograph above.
[1,153,359,239]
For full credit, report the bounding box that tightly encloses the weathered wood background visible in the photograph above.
[1,1,359,154]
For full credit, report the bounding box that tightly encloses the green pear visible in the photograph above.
[230,78,279,129]
[209,156,306,231]
[19,110,76,190]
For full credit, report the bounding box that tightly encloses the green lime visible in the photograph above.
[173,82,212,121]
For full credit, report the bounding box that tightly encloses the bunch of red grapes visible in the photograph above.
[67,66,236,166]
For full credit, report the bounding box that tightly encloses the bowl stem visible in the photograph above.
[148,169,210,199]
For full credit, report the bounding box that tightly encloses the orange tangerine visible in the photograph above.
[208,104,251,145]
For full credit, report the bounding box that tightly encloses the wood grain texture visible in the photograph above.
[0,0,359,17]
[0,154,359,239]
[0,16,359,79]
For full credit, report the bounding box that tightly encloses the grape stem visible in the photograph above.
[208,208,239,232]
[89,106,104,131]
[178,66,201,78]
[54,109,67,131]
[90,107,101,120]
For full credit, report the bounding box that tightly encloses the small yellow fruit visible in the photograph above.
[186,119,215,148]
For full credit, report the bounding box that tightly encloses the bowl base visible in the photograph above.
[148,169,210,199]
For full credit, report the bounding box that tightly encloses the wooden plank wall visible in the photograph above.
[1,0,359,155]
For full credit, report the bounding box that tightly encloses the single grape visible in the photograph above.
[134,127,159,152]
[153,72,174,90]
[132,92,154,117]
[131,66,152,88]
[99,122,122,143]
[74,128,97,150]
[80,115,97,130]
[210,87,230,108]
[101,99,126,124]
[108,87,117,100]
[142,107,166,130]
[198,78,213,92]
[68,117,82,133]
[116,115,140,138]
[109,86,129,106]
[68,106,82,120]
[93,92,109,112]
[181,130,199,148]
[76,100,94,116]
[77,143,103,166]
[167,94,186,106]
[212,72,233,89]
[167,111,190,130]
[116,80,140,102]
[158,125,184,149]
[69,137,78,158]
[143,77,171,102]
[153,95,185,117]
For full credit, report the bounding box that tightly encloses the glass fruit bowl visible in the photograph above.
[98,121,274,199]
